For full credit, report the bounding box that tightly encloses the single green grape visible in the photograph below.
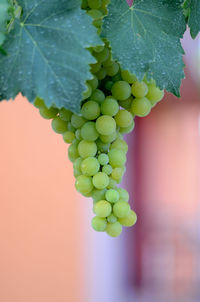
[110,138,128,153]
[118,210,137,227]
[68,144,79,162]
[107,214,117,224]
[75,129,82,140]
[87,9,103,20]
[98,153,109,165]
[108,148,126,168]
[111,167,125,183]
[102,164,112,175]
[131,81,148,98]
[116,188,129,202]
[114,109,133,128]
[82,83,92,100]
[92,189,106,202]
[107,178,117,189]
[105,189,119,203]
[96,115,116,135]
[93,47,109,63]
[75,175,93,194]
[71,114,86,129]
[34,97,45,108]
[100,96,119,116]
[92,172,109,189]
[96,139,110,153]
[88,76,99,91]
[59,108,72,122]
[81,0,88,9]
[119,120,135,134]
[91,216,107,232]
[78,140,97,158]
[112,73,122,83]
[113,201,131,218]
[93,45,104,53]
[81,157,100,176]
[111,81,131,101]
[90,89,105,103]
[67,122,76,133]
[39,107,58,119]
[95,68,107,80]
[146,84,164,105]
[90,62,101,73]
[73,157,83,173]
[105,62,119,76]
[106,222,122,237]
[52,117,68,133]
[130,97,151,117]
[81,101,100,120]
[63,131,75,144]
[80,121,99,141]
[105,80,114,91]
[88,0,102,9]
[118,96,133,110]
[94,200,112,217]
[121,70,137,83]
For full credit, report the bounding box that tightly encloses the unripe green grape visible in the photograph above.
[63,131,75,144]
[93,18,103,28]
[34,97,45,108]
[81,157,100,176]
[100,96,119,116]
[39,107,58,119]
[52,117,68,133]
[113,201,130,218]
[74,169,82,178]
[87,9,103,20]
[92,172,109,189]
[146,84,164,105]
[82,83,92,100]
[67,122,76,133]
[120,120,135,134]
[59,108,72,122]
[116,188,129,202]
[75,129,82,140]
[94,200,112,217]
[111,167,124,182]
[88,76,98,91]
[107,178,117,189]
[98,153,109,165]
[111,81,131,101]
[81,100,100,120]
[118,210,137,227]
[114,109,133,128]
[118,96,133,110]
[81,0,88,9]
[68,144,79,162]
[81,121,99,141]
[99,131,117,144]
[105,62,119,76]
[93,47,109,63]
[96,115,116,135]
[107,214,117,223]
[75,175,93,194]
[106,222,122,237]
[95,68,107,80]
[105,189,119,203]
[72,138,80,147]
[96,139,110,153]
[102,164,112,175]
[71,114,86,129]
[78,140,97,158]
[92,189,106,202]
[110,138,128,153]
[90,62,101,73]
[90,89,105,103]
[112,73,122,83]
[131,81,148,98]
[131,97,151,117]
[121,70,137,83]
[88,0,102,9]
[108,148,126,168]
[73,157,83,173]
[91,216,107,232]
[102,56,113,67]
[105,80,114,91]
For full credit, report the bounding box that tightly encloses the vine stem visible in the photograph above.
[126,0,133,7]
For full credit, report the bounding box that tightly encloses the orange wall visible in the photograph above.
[0,95,87,302]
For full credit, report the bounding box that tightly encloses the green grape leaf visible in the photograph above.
[0,0,10,45]
[184,0,200,39]
[102,0,186,96]
[0,0,102,113]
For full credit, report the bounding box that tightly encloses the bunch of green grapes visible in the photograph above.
[33,0,164,237]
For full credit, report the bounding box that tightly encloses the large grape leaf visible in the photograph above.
[184,0,200,39]
[0,0,103,113]
[102,0,186,96]
[0,0,10,45]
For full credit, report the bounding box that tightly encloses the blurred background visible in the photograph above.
[0,30,200,302]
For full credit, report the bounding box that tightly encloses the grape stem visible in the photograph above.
[126,0,133,7]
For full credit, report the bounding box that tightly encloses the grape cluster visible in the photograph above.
[33,0,164,237]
